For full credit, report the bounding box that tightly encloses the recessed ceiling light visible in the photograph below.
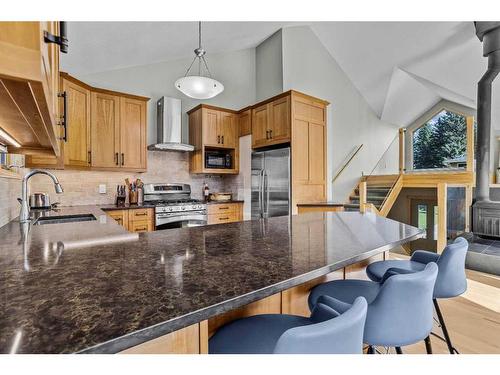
[0,127,21,148]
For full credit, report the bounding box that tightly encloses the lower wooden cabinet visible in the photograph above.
[106,208,154,233]
[207,202,243,225]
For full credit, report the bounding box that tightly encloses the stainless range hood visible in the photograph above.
[148,96,194,152]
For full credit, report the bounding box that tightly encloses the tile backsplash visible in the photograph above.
[0,173,23,227]
[29,151,238,206]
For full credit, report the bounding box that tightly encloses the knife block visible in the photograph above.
[129,190,138,205]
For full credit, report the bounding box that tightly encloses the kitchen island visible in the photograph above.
[0,209,423,353]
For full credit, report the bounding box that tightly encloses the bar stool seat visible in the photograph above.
[308,279,381,309]
[209,297,368,354]
[366,260,425,283]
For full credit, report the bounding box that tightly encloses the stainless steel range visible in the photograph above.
[143,183,207,230]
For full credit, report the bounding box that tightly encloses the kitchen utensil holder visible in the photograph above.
[129,190,138,205]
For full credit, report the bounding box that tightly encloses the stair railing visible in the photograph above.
[332,144,363,183]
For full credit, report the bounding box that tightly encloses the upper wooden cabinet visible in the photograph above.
[0,22,62,156]
[238,108,252,137]
[27,73,149,172]
[188,105,239,174]
[251,94,291,149]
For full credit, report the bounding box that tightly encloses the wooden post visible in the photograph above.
[466,116,475,173]
[399,128,405,174]
[359,180,367,213]
[437,183,447,253]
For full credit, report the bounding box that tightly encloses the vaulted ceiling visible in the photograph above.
[62,21,490,128]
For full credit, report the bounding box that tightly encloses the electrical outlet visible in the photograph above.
[99,184,107,194]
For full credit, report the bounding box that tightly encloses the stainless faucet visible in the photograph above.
[19,169,64,223]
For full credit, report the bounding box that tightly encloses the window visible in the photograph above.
[412,110,467,170]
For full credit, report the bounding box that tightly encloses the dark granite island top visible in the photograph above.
[0,211,423,354]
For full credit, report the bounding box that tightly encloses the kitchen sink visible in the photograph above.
[33,214,97,225]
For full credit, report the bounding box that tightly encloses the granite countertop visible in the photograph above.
[296,201,345,207]
[0,209,423,354]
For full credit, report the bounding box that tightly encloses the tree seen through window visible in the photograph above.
[412,110,467,170]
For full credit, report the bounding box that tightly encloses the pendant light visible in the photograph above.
[175,22,224,100]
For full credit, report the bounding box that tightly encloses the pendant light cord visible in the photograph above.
[183,21,213,78]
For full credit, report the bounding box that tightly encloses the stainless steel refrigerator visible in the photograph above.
[251,147,290,219]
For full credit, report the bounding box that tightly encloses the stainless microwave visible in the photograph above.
[205,151,232,169]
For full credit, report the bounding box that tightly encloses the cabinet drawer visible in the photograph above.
[129,220,153,233]
[106,210,129,230]
[129,208,153,222]
[207,203,239,215]
[208,211,239,225]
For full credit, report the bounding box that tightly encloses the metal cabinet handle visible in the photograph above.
[136,226,147,231]
[44,22,68,53]
[88,151,91,164]
[217,135,220,144]
[269,130,273,139]
[121,153,124,166]
[58,91,67,142]
[219,207,229,210]
[135,212,148,216]
[219,217,229,220]
[115,153,119,166]
[221,135,224,144]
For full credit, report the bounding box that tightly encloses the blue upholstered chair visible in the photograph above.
[308,263,438,354]
[365,237,468,353]
[209,296,368,354]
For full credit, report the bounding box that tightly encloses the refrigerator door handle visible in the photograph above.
[259,169,265,218]
[263,169,269,217]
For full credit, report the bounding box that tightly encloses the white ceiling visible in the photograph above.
[62,21,489,128]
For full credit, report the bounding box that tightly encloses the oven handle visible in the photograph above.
[156,213,207,225]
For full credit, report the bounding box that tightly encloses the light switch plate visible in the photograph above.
[99,184,107,194]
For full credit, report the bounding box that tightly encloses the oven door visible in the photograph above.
[155,212,207,230]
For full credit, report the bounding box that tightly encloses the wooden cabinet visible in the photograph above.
[238,108,252,137]
[0,22,62,157]
[188,105,239,174]
[63,78,91,168]
[291,93,328,214]
[27,73,149,172]
[91,92,120,168]
[107,209,129,230]
[207,202,243,225]
[106,208,154,232]
[251,95,291,149]
[120,97,147,170]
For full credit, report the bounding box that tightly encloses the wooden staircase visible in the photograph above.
[345,174,403,216]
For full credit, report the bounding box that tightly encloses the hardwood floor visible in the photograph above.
[389,253,500,354]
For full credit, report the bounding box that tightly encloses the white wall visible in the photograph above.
[281,26,399,201]
[255,30,283,101]
[78,48,256,145]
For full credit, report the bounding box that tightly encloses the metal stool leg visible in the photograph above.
[433,299,459,354]
[395,347,403,354]
[424,336,433,354]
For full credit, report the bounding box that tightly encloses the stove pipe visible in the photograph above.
[475,22,500,202]
[473,22,500,237]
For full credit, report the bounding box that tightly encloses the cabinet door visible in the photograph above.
[120,97,146,169]
[251,103,269,148]
[238,109,252,137]
[308,122,326,184]
[292,119,310,184]
[219,112,237,148]
[91,92,120,168]
[63,78,91,167]
[203,109,220,146]
[269,96,290,142]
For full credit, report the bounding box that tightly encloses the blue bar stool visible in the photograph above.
[366,237,468,353]
[308,263,438,354]
[209,296,367,354]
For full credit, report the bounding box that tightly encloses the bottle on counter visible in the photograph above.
[203,182,210,202]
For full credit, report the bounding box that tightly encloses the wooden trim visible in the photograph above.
[199,320,208,354]
[402,171,473,187]
[187,103,239,115]
[437,182,447,253]
[466,116,475,172]
[366,203,381,215]
[60,72,150,102]
[380,174,404,216]
[399,128,405,174]
[359,181,367,213]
